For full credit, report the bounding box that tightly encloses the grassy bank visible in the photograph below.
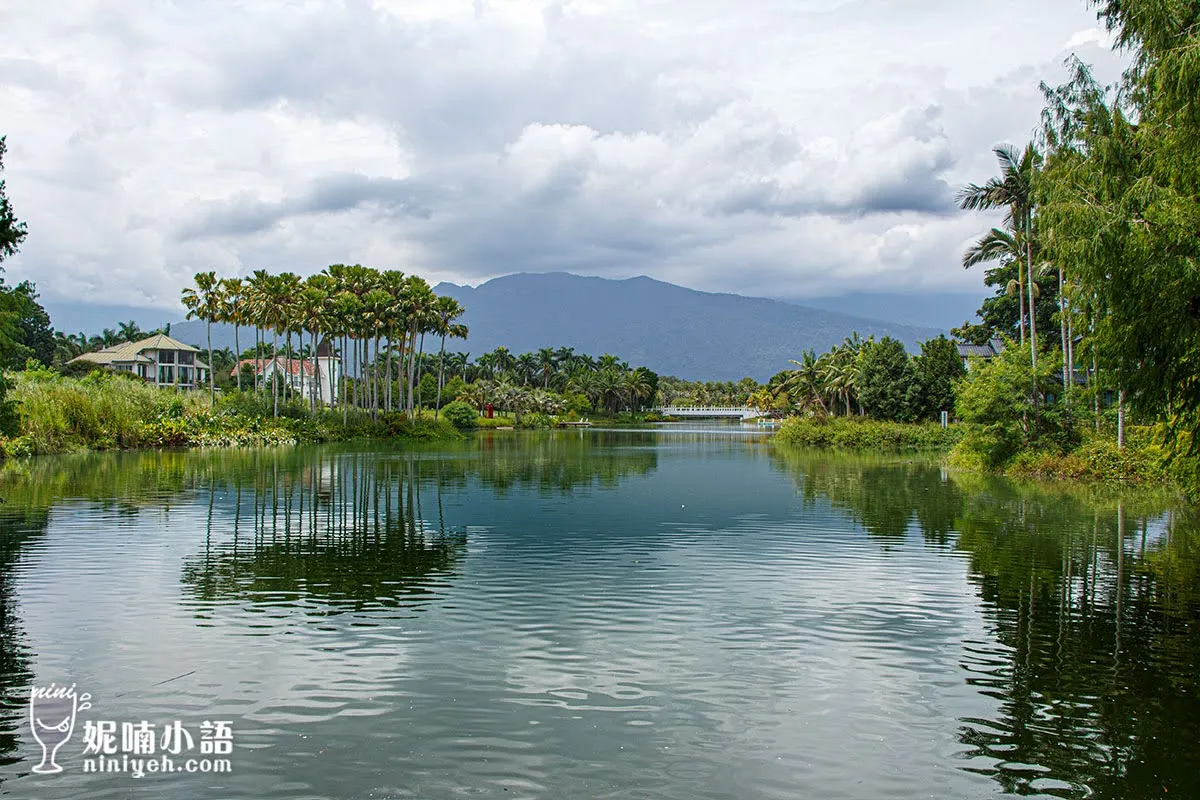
[0,370,460,457]
[948,424,1166,485]
[775,417,963,451]
[773,416,1169,487]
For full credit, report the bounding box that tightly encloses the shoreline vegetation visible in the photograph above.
[774,416,1164,487]
[4,0,1200,501]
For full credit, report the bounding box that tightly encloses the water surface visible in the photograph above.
[1,427,1198,799]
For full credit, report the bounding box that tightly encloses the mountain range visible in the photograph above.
[153,272,945,382]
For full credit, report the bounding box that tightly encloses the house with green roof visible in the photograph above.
[69,333,211,389]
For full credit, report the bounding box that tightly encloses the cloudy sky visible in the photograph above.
[1,0,1124,322]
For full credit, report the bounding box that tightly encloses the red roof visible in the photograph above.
[232,357,318,378]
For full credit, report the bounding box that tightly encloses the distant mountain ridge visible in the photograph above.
[165,272,944,382]
[431,273,943,381]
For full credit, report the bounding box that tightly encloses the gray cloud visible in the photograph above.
[0,0,1130,312]
[177,174,433,240]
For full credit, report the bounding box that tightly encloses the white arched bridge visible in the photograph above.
[655,406,765,421]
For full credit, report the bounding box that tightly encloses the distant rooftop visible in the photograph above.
[69,333,207,367]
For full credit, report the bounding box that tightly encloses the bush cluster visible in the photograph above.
[775,417,961,451]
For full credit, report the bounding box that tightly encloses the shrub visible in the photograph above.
[442,400,478,430]
[517,412,553,429]
[776,416,961,451]
[0,371,16,437]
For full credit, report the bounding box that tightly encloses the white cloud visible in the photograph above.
[0,0,1129,316]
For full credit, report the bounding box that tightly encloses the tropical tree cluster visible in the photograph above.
[657,376,760,408]
[780,335,964,423]
[950,0,1200,485]
[180,265,467,419]
[430,345,660,418]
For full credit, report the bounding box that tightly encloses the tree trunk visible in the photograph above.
[1117,388,1126,450]
[272,328,279,418]
[207,320,214,404]
[309,328,318,416]
[1017,258,1027,347]
[386,326,394,412]
[407,324,418,418]
[416,332,427,411]
[372,333,381,420]
[285,330,292,404]
[1067,312,1074,394]
[435,334,447,419]
[1026,215,1037,367]
[234,323,241,392]
[1059,265,1068,409]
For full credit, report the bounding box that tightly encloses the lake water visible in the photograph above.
[1,425,1198,799]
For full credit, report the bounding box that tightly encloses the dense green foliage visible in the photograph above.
[775,417,961,451]
[940,1,1200,493]
[441,400,477,430]
[952,343,1063,468]
[0,369,459,457]
[857,337,913,421]
[0,370,16,437]
[906,336,965,421]
[0,136,26,266]
[776,334,962,423]
[0,272,53,369]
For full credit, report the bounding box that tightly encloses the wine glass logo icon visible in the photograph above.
[28,683,91,774]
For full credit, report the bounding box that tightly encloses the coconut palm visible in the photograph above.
[958,142,1042,366]
[788,350,829,415]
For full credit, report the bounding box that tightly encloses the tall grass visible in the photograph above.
[775,416,962,451]
[10,369,208,453]
[0,369,458,457]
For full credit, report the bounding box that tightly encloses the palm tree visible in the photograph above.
[962,227,1028,345]
[117,320,144,343]
[243,269,275,395]
[401,276,436,416]
[623,367,653,412]
[958,142,1042,366]
[432,296,467,418]
[297,277,332,414]
[361,286,392,419]
[515,353,538,386]
[535,347,557,389]
[180,270,222,403]
[219,277,245,391]
[788,351,829,415]
[492,346,515,377]
[328,287,362,423]
[476,351,497,381]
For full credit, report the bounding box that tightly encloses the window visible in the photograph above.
[158,365,174,384]
[158,350,175,364]
[179,351,195,365]
[179,367,191,384]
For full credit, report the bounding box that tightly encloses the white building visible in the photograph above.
[69,333,211,389]
[233,340,341,405]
